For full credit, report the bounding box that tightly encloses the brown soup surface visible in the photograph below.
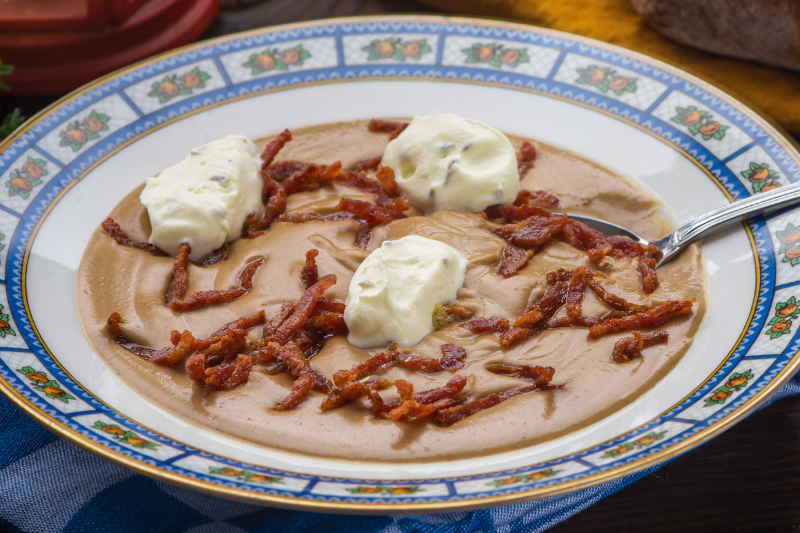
[76,120,707,462]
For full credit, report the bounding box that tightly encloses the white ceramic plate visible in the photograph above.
[1,15,799,512]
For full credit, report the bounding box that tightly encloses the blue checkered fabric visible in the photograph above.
[2,375,798,533]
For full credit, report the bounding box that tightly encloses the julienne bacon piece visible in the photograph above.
[265,274,337,346]
[306,312,348,336]
[637,257,659,294]
[612,330,669,363]
[101,218,167,256]
[587,299,695,339]
[435,380,554,428]
[367,118,409,140]
[321,377,393,412]
[566,267,588,318]
[586,278,649,312]
[374,165,399,196]
[336,170,387,197]
[607,236,662,260]
[562,219,612,261]
[191,311,267,352]
[498,245,534,278]
[461,316,511,334]
[515,188,559,207]
[106,312,194,366]
[186,328,255,390]
[486,363,556,384]
[281,161,342,196]
[517,141,537,176]
[167,244,265,312]
[492,214,568,249]
[499,269,573,346]
[332,342,400,388]
[241,178,289,239]
[315,297,346,314]
[353,156,382,173]
[432,302,474,330]
[301,249,319,289]
[262,302,295,340]
[485,204,553,222]
[200,244,231,266]
[262,342,331,411]
[260,129,292,169]
[398,343,467,373]
[385,375,468,421]
[336,198,406,226]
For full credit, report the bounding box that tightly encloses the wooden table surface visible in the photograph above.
[5,1,800,531]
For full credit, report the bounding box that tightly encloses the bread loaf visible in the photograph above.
[631,0,800,72]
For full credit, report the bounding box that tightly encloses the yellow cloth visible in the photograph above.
[417,0,800,136]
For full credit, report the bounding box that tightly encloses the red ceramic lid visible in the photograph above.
[0,0,220,95]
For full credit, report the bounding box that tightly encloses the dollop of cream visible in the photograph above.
[139,135,264,261]
[381,112,519,214]
[344,235,468,348]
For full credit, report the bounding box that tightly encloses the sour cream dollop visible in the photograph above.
[139,135,264,261]
[344,235,468,348]
[381,113,519,214]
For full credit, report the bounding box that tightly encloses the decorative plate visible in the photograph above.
[1,15,799,512]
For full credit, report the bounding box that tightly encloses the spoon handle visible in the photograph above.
[657,181,800,265]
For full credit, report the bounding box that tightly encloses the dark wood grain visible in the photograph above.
[4,1,800,530]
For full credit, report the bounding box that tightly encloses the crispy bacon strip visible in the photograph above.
[398,343,467,373]
[499,327,538,346]
[515,188,559,207]
[166,243,190,304]
[486,364,555,384]
[193,311,267,352]
[461,316,510,334]
[435,377,555,427]
[262,302,296,340]
[587,299,695,339]
[321,377,393,412]
[607,236,662,260]
[301,249,319,289]
[566,266,588,318]
[314,298,346,314]
[106,312,194,366]
[562,219,612,261]
[499,270,573,346]
[612,331,669,363]
[281,161,342,195]
[186,328,254,390]
[306,312,348,336]
[261,129,292,168]
[201,244,231,266]
[101,218,167,256]
[336,170,387,196]
[587,278,649,312]
[368,119,408,140]
[492,214,568,249]
[203,354,255,391]
[267,274,337,345]
[353,156,382,173]
[385,375,468,421]
[332,342,399,388]
[484,204,553,222]
[499,245,534,278]
[336,198,406,226]
[168,246,264,312]
[637,257,658,294]
[265,342,330,411]
[432,302,474,330]
[375,165,399,196]
[517,141,537,176]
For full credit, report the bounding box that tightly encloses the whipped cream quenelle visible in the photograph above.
[344,235,468,348]
[381,113,520,214]
[139,135,264,261]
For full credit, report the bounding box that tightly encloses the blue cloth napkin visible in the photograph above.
[2,375,798,533]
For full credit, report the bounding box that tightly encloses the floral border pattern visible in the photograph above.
[0,17,798,506]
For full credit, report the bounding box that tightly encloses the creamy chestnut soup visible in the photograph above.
[76,120,706,462]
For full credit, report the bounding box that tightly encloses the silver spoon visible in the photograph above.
[564,181,800,269]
